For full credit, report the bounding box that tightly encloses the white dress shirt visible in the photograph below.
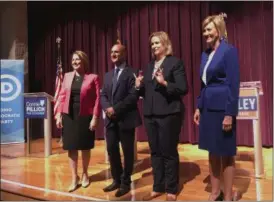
[202,51,215,85]
[114,62,126,80]
[152,56,166,79]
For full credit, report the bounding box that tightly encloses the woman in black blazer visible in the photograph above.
[135,31,188,201]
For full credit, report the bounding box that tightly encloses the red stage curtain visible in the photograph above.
[28,1,273,146]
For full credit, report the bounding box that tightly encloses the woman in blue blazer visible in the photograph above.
[194,14,240,201]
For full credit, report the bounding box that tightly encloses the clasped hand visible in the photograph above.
[134,74,144,88]
[134,68,167,87]
[105,107,115,119]
[153,69,167,86]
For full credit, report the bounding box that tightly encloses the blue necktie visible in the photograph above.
[112,68,120,95]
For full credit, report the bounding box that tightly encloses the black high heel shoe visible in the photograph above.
[215,191,224,201]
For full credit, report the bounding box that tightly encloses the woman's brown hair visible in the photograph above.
[72,50,89,72]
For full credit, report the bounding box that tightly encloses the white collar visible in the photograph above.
[115,62,126,70]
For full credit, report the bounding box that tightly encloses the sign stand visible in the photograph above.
[238,81,264,178]
[24,92,53,157]
[252,87,264,178]
[252,118,264,178]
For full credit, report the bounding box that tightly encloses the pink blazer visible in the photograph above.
[56,71,101,117]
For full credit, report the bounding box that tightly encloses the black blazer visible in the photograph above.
[138,55,188,116]
[100,65,142,130]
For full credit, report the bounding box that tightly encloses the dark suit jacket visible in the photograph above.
[100,65,142,130]
[138,55,188,116]
[197,40,240,116]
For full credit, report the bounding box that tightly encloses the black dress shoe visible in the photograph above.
[103,182,120,192]
[115,186,130,197]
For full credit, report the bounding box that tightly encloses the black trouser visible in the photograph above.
[144,113,182,194]
[106,124,135,187]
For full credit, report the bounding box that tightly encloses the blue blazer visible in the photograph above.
[197,40,240,116]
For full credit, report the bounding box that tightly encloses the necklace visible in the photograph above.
[75,75,81,81]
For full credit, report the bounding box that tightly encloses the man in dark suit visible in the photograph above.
[100,42,142,197]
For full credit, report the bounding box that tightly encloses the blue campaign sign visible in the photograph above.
[1,60,24,143]
[24,97,47,119]
[238,96,257,111]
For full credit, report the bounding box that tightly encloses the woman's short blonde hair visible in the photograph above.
[149,31,173,58]
[202,13,228,40]
[72,50,89,72]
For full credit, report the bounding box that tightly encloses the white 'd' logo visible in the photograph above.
[1,74,22,102]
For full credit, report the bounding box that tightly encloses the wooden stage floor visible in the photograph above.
[1,139,273,201]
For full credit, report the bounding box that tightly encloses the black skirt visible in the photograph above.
[62,75,95,150]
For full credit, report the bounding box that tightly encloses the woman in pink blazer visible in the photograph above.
[55,50,101,192]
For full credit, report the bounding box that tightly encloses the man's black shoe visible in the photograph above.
[115,186,130,197]
[103,182,120,192]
